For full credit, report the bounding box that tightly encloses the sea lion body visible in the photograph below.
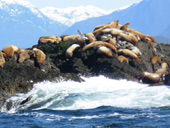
[0,51,5,67]
[97,46,113,58]
[108,38,117,46]
[117,32,138,45]
[93,20,119,35]
[2,45,21,58]
[39,36,61,44]
[82,41,117,53]
[18,50,34,63]
[118,49,140,63]
[102,28,123,36]
[120,23,130,30]
[33,48,46,66]
[155,62,167,76]
[151,56,161,65]
[63,35,80,42]
[141,72,160,83]
[130,46,142,56]
[84,33,96,43]
[117,55,129,64]
[66,44,80,58]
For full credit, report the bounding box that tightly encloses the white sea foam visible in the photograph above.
[1,76,170,113]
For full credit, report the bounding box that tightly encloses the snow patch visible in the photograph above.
[41,5,112,26]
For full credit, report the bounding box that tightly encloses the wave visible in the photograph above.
[1,76,170,113]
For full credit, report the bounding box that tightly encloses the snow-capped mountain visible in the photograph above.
[41,6,112,26]
[0,0,68,49]
[63,0,170,43]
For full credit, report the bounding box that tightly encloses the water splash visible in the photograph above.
[1,76,170,113]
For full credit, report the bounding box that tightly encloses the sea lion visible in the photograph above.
[117,32,138,46]
[145,35,156,43]
[93,20,119,35]
[66,44,80,58]
[94,24,106,31]
[63,35,80,42]
[97,46,113,58]
[144,37,156,52]
[38,36,61,44]
[129,46,142,56]
[102,28,123,36]
[118,49,140,63]
[60,34,69,41]
[155,62,167,76]
[126,28,146,41]
[120,23,130,30]
[2,45,21,58]
[117,55,129,64]
[141,62,167,83]
[84,33,96,43]
[108,37,117,46]
[82,41,117,53]
[150,56,161,65]
[33,48,46,67]
[0,51,5,67]
[141,72,160,83]
[18,50,34,63]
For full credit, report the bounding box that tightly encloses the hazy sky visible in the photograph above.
[26,0,142,11]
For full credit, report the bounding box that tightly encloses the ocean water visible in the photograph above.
[1,76,170,128]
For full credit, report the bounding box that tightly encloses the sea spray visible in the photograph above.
[1,76,170,113]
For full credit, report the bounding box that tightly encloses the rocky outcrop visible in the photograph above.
[1,20,170,109]
[0,40,170,108]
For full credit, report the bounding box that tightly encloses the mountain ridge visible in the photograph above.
[0,0,68,48]
[40,5,112,26]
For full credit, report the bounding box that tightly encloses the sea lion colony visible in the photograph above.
[0,20,167,83]
[0,45,46,70]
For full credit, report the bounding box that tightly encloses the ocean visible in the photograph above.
[1,76,170,128]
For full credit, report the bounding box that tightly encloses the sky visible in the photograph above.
[26,0,142,11]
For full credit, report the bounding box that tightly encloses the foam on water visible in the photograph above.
[1,76,170,113]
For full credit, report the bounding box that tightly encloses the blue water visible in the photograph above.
[1,76,170,128]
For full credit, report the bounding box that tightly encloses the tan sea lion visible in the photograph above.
[145,35,156,43]
[108,37,117,46]
[38,36,61,44]
[130,46,142,56]
[126,28,145,40]
[141,62,167,83]
[63,35,80,42]
[102,28,123,36]
[18,50,34,63]
[94,24,106,31]
[97,46,113,58]
[93,20,119,35]
[117,32,138,46]
[84,33,96,43]
[33,48,46,67]
[150,56,161,65]
[155,62,167,76]
[60,34,69,41]
[141,72,160,83]
[66,44,80,58]
[118,49,140,63]
[2,45,21,58]
[117,55,129,64]
[0,51,5,67]
[120,23,130,30]
[82,41,117,53]
[144,37,156,52]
